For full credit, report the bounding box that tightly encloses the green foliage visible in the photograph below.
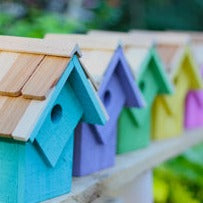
[144,0,203,30]
[86,1,123,30]
[0,13,13,35]
[154,143,203,203]
[0,10,85,38]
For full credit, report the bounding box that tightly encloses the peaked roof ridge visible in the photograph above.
[130,30,190,45]
[45,33,119,51]
[0,35,81,58]
[88,30,152,48]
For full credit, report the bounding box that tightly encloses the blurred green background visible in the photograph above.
[0,0,202,202]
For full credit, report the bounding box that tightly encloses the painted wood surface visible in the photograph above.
[118,47,173,154]
[152,47,203,140]
[73,47,144,176]
[0,55,108,202]
[184,66,203,129]
[128,31,203,140]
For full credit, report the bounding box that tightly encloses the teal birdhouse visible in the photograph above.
[0,36,108,203]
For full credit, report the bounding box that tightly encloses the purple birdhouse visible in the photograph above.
[74,46,144,176]
[73,45,144,176]
[185,66,203,129]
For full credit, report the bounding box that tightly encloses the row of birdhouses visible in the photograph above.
[0,31,202,203]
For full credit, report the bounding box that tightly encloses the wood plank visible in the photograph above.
[80,50,113,84]
[88,30,152,48]
[0,52,19,81]
[22,56,70,100]
[0,53,44,96]
[45,34,119,51]
[44,128,203,203]
[130,31,190,45]
[0,96,31,137]
[0,36,81,57]
[0,96,7,110]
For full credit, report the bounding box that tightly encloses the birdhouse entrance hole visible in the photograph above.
[139,81,145,92]
[51,104,62,123]
[104,90,111,107]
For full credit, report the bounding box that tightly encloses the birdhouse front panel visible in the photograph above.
[152,45,202,140]
[118,47,173,154]
[0,36,108,202]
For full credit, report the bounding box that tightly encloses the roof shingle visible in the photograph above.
[0,35,79,140]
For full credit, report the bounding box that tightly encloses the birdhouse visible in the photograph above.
[119,40,172,153]
[184,34,203,129]
[151,33,202,139]
[0,36,108,202]
[89,31,173,153]
[45,33,145,176]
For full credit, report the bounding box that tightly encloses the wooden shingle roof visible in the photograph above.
[88,31,173,95]
[87,31,152,78]
[130,30,190,45]
[129,31,189,78]
[46,33,150,85]
[0,35,81,140]
[88,30,152,48]
[45,34,120,85]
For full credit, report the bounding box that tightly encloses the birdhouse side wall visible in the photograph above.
[0,139,25,203]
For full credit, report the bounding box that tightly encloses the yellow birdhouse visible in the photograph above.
[152,39,202,140]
